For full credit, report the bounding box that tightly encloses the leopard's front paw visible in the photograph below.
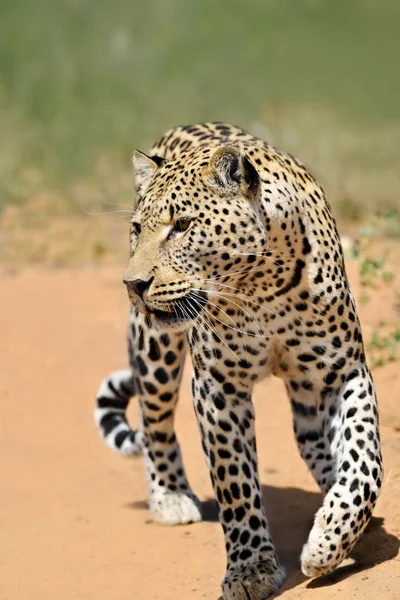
[222,560,285,600]
[149,491,202,526]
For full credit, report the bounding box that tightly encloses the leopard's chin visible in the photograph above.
[151,308,190,331]
[146,292,208,332]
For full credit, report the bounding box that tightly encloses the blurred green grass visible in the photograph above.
[0,0,399,218]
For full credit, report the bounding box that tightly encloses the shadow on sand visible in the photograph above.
[127,484,399,597]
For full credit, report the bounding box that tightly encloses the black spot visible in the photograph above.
[295,302,308,311]
[136,356,148,376]
[350,449,359,462]
[364,482,370,501]
[287,339,301,347]
[239,530,250,545]
[332,357,346,371]
[223,489,232,504]
[242,463,251,478]
[223,508,234,523]
[314,268,323,284]
[249,515,261,530]
[238,359,252,369]
[148,338,160,361]
[154,367,169,384]
[360,462,370,476]
[230,528,240,543]
[218,449,232,459]
[223,382,236,395]
[160,334,170,347]
[302,237,312,255]
[165,351,177,365]
[346,369,359,382]
[213,393,226,410]
[242,483,251,498]
[230,483,241,499]
[219,420,232,432]
[347,407,357,418]
[229,464,239,476]
[298,353,316,362]
[144,381,158,395]
[325,372,337,385]
[217,466,225,481]
[234,506,246,521]
[312,345,326,356]
[210,366,225,383]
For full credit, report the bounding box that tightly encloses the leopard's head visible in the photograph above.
[124,144,268,330]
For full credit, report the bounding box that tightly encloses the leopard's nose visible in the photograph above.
[123,277,154,300]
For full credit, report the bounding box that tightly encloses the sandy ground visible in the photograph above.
[1,263,399,600]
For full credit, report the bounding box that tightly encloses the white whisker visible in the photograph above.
[180,298,216,354]
[192,286,289,321]
[190,297,240,360]
[191,289,265,339]
[80,207,133,217]
[190,291,250,357]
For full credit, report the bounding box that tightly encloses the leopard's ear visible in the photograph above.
[206,145,259,199]
[133,150,165,198]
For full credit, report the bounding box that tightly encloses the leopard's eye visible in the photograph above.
[174,217,194,233]
[131,222,142,236]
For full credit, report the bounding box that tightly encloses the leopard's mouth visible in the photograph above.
[147,292,208,330]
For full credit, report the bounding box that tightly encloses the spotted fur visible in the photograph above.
[95,122,383,599]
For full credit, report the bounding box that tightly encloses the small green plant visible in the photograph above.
[92,242,109,258]
[349,238,393,303]
[337,197,363,222]
[348,213,400,368]
[375,209,400,240]
[367,326,400,369]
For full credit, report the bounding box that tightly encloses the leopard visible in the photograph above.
[94,122,383,599]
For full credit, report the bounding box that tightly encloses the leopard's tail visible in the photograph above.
[94,369,143,456]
